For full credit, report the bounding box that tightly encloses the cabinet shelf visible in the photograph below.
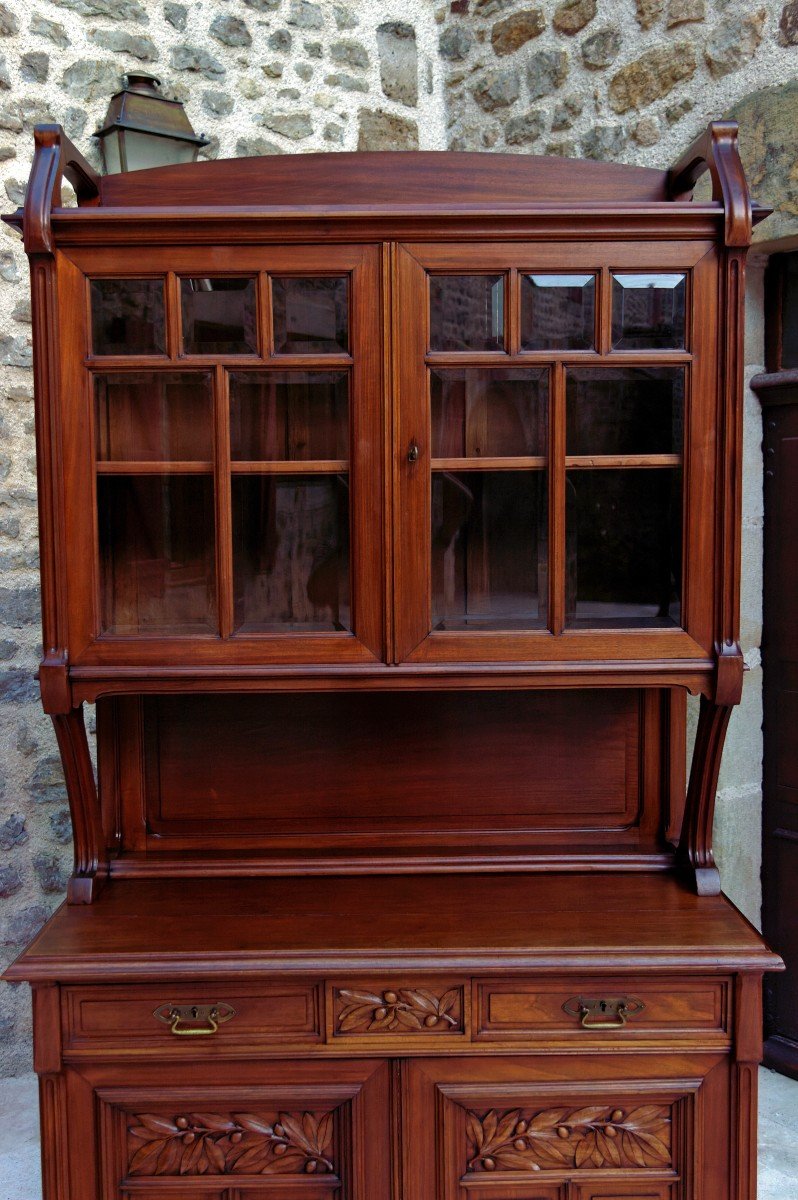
[230,460,349,474]
[96,460,213,474]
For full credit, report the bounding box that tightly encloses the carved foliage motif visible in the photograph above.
[127,1111,335,1177]
[466,1105,672,1172]
[335,986,461,1033]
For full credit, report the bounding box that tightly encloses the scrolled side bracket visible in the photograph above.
[23,124,101,256]
[667,120,752,247]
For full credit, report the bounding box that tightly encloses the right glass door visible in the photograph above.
[393,242,718,665]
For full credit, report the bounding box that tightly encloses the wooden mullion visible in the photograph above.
[259,270,273,359]
[230,460,349,474]
[213,364,234,639]
[431,457,546,471]
[424,351,693,368]
[507,268,520,355]
[549,361,566,636]
[599,266,613,355]
[96,461,213,474]
[565,454,683,470]
[165,271,181,360]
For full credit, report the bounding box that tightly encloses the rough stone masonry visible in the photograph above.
[0,0,796,1076]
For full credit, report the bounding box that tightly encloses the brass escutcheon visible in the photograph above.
[153,1002,236,1037]
[562,995,645,1029]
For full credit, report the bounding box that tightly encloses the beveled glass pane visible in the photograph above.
[521,273,595,350]
[181,277,257,354]
[611,272,686,349]
[431,368,547,458]
[232,474,350,632]
[272,277,348,354]
[98,474,216,634]
[431,470,547,630]
[230,372,348,461]
[95,373,213,462]
[565,468,682,628]
[566,367,684,456]
[429,275,504,352]
[90,278,165,356]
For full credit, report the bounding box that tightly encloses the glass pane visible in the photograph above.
[230,372,348,461]
[612,272,686,349]
[521,273,595,350]
[565,468,682,628]
[98,474,216,634]
[95,373,213,462]
[566,367,684,456]
[431,368,547,458]
[181,278,257,354]
[232,475,350,632]
[429,275,504,352]
[780,253,798,369]
[431,470,547,630]
[90,278,165,356]
[272,277,348,354]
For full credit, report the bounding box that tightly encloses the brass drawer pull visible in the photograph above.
[562,996,644,1029]
[153,1003,236,1037]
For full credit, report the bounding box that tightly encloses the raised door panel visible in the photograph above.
[402,1053,731,1200]
[393,242,718,668]
[58,244,386,669]
[63,1058,390,1200]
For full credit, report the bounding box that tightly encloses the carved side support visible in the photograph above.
[52,706,108,904]
[679,693,733,895]
[667,120,752,247]
[39,1074,69,1200]
[23,124,100,256]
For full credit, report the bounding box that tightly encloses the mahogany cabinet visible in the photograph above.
[2,122,782,1200]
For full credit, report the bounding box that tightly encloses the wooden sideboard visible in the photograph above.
[3,121,782,1200]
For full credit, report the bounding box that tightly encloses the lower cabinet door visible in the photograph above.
[60,1058,391,1200]
[402,1053,732,1200]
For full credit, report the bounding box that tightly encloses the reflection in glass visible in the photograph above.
[181,277,257,354]
[95,373,213,462]
[565,468,682,628]
[230,372,348,461]
[611,273,686,349]
[521,273,595,350]
[232,475,350,632]
[429,275,504,352]
[566,367,684,456]
[272,277,349,354]
[431,470,547,630]
[431,368,547,458]
[90,278,165,356]
[98,474,217,634]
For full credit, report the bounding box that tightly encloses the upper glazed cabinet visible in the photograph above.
[11,122,764,696]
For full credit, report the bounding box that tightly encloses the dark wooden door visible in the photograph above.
[761,384,798,1078]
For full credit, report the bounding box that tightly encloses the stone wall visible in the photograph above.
[0,0,794,1076]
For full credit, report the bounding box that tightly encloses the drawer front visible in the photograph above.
[475,976,730,1042]
[328,980,468,1043]
[63,982,322,1054]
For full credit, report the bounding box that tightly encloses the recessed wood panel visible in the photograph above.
[136,690,643,840]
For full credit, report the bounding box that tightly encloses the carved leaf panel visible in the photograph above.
[126,1109,335,1177]
[466,1104,672,1173]
[334,985,463,1034]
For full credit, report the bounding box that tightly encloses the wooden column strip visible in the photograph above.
[549,360,566,636]
[165,270,181,360]
[214,363,234,638]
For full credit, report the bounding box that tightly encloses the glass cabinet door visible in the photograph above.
[393,242,717,664]
[63,245,383,666]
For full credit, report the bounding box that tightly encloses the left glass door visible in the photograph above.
[60,245,384,668]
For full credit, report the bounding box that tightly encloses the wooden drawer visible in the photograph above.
[62,982,323,1055]
[474,976,730,1043]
